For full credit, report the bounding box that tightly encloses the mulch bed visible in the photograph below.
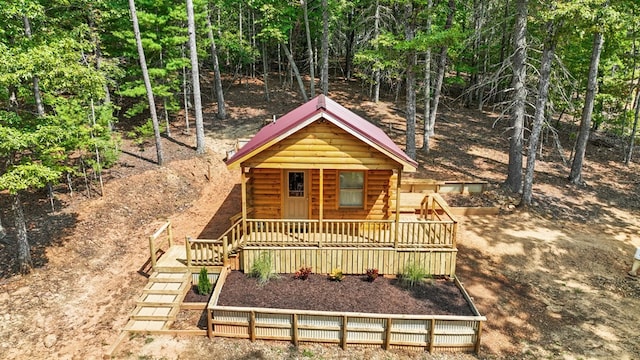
[183,285,211,303]
[216,271,474,316]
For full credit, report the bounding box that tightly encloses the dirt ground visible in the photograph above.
[1,77,639,360]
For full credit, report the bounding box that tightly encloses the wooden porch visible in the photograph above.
[144,193,461,277]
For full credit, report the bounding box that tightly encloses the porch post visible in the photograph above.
[319,168,324,247]
[241,167,248,240]
[394,169,402,248]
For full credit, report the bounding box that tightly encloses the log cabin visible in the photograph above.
[226,94,417,223]
[217,95,459,276]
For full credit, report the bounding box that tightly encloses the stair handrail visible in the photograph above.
[186,218,245,267]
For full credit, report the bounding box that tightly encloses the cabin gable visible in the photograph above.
[242,120,402,170]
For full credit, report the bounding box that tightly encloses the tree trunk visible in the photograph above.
[206,4,227,119]
[262,43,270,102]
[427,0,455,140]
[373,0,381,102]
[129,0,164,165]
[321,0,329,95]
[504,0,527,193]
[13,193,32,274]
[421,0,433,153]
[0,212,6,243]
[522,21,557,205]
[345,9,355,81]
[303,0,315,97]
[405,2,417,160]
[569,31,605,184]
[624,82,640,165]
[281,42,308,102]
[23,16,45,117]
[186,0,205,154]
[182,45,190,133]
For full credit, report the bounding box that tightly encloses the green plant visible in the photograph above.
[301,348,315,357]
[365,268,379,282]
[294,266,312,280]
[400,262,430,287]
[250,252,278,285]
[126,119,166,146]
[197,267,212,295]
[329,268,344,281]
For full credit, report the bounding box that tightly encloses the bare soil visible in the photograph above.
[0,77,639,360]
[217,271,474,316]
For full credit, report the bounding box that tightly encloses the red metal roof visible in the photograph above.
[225,95,418,171]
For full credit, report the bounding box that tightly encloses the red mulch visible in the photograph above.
[216,271,474,316]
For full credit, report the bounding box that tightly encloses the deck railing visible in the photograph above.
[187,194,457,267]
[186,219,244,266]
[245,219,456,248]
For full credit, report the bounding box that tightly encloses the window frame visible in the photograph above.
[338,171,365,208]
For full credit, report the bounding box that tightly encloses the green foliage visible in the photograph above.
[126,119,165,146]
[400,262,430,288]
[249,252,278,285]
[329,268,344,282]
[197,267,212,295]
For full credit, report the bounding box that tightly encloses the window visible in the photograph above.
[288,171,305,197]
[339,171,364,207]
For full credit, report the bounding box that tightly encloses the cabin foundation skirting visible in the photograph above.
[239,247,457,276]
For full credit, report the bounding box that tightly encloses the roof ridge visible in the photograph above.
[316,94,326,110]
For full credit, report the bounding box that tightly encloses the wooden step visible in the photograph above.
[125,319,167,332]
[136,293,180,306]
[149,270,190,280]
[143,280,188,295]
[131,305,180,321]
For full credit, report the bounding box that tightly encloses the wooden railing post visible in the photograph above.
[341,315,348,350]
[292,314,299,346]
[207,308,213,338]
[474,320,483,354]
[185,236,192,267]
[148,235,156,271]
[384,318,392,350]
[250,311,256,342]
[223,236,229,266]
[428,319,436,353]
[167,220,173,247]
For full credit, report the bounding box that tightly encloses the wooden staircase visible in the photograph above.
[126,269,190,333]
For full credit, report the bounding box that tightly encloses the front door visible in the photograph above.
[284,170,308,219]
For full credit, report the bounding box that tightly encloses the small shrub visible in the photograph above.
[126,119,166,146]
[400,262,430,287]
[294,266,312,280]
[365,268,379,282]
[197,267,212,295]
[250,252,278,285]
[329,268,344,281]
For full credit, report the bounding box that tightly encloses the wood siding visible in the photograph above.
[242,121,402,170]
[248,168,282,219]
[249,168,395,221]
[312,169,393,220]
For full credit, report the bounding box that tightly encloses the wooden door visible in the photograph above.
[284,170,308,219]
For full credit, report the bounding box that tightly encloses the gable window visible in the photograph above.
[339,171,364,207]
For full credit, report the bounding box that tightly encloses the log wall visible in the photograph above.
[243,121,401,170]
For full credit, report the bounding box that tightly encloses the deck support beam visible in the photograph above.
[241,167,248,241]
[394,169,402,248]
[319,168,324,248]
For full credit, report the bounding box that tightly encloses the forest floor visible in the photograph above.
[0,77,639,360]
